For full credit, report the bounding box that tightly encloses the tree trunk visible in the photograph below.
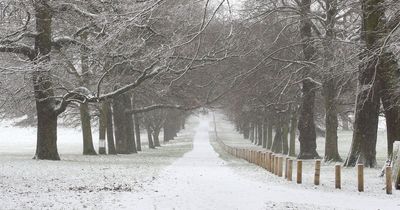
[105,101,117,155]
[257,122,262,146]
[254,123,258,145]
[163,117,174,142]
[249,122,255,143]
[282,119,289,155]
[146,125,155,149]
[98,102,107,154]
[134,113,142,151]
[243,121,250,139]
[125,97,137,153]
[379,52,400,159]
[181,117,185,130]
[80,103,97,155]
[271,125,283,153]
[267,121,273,149]
[323,80,341,162]
[78,30,96,156]
[127,114,137,153]
[297,0,320,159]
[262,118,267,148]
[173,116,179,137]
[153,128,161,147]
[33,2,60,160]
[298,79,320,159]
[34,104,60,160]
[345,0,385,167]
[382,96,400,159]
[345,81,380,167]
[163,124,169,142]
[289,110,297,156]
[112,94,131,154]
[320,0,341,162]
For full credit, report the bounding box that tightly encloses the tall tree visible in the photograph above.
[297,0,320,159]
[322,0,341,162]
[345,0,386,167]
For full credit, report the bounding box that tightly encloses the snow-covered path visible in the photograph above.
[123,116,400,210]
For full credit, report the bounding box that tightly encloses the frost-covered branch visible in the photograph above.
[55,3,98,19]
[0,44,35,59]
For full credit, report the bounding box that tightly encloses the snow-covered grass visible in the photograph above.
[2,113,399,210]
[0,117,197,209]
[315,129,388,167]
[212,112,400,202]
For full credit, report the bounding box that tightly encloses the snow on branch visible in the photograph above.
[127,82,232,115]
[97,63,164,100]
[303,77,322,86]
[56,3,98,19]
[0,44,36,59]
[127,104,194,114]
[387,11,400,32]
[52,36,89,50]
[54,87,96,115]
[0,32,37,45]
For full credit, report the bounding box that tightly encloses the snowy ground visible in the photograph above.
[0,117,196,209]
[1,113,399,209]
[213,112,400,209]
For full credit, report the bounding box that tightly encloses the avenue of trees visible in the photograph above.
[0,0,236,160]
[222,0,400,168]
[1,0,400,172]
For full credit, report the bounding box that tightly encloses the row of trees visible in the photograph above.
[1,0,400,169]
[221,0,400,168]
[0,0,236,160]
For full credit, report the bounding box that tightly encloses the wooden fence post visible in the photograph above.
[263,152,267,169]
[335,164,341,189]
[358,164,364,192]
[271,154,275,173]
[278,156,283,177]
[284,158,288,179]
[248,150,251,162]
[297,160,302,184]
[268,152,272,172]
[386,166,393,195]
[287,159,293,181]
[314,160,321,185]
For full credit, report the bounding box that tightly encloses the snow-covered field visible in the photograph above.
[1,113,399,210]
[0,117,196,209]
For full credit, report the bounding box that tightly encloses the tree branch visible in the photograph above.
[52,36,89,50]
[97,63,163,100]
[0,44,36,59]
[56,3,98,19]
